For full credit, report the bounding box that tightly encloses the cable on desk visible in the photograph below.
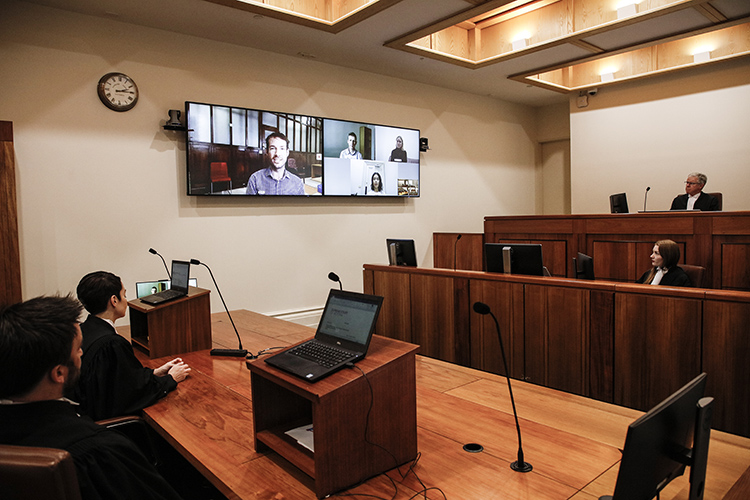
[245,346,286,360]
[334,365,446,500]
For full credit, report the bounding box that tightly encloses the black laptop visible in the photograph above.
[264,289,384,382]
[139,260,191,305]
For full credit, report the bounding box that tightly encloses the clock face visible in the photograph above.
[97,73,139,112]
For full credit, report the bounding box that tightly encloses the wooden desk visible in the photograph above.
[126,310,750,499]
[128,286,211,358]
[248,336,418,498]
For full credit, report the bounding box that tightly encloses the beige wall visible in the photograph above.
[570,59,750,214]
[0,2,539,316]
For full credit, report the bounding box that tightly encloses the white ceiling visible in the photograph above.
[24,0,573,107]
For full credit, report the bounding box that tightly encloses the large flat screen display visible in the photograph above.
[185,101,420,198]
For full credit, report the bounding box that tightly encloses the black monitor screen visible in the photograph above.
[485,243,544,276]
[386,239,417,267]
[610,193,629,214]
[604,373,708,500]
[575,252,595,280]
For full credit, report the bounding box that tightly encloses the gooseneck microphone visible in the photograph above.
[454,234,463,271]
[149,248,171,279]
[328,272,343,290]
[191,258,247,358]
[473,301,533,473]
[643,186,651,212]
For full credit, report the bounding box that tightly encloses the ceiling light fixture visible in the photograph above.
[616,1,638,20]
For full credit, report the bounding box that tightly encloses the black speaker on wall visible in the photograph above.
[420,137,429,152]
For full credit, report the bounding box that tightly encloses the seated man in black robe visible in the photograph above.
[71,271,190,420]
[0,295,183,500]
[670,172,720,211]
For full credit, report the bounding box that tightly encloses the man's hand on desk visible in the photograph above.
[154,357,191,382]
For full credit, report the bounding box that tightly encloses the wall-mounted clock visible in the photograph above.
[97,72,139,112]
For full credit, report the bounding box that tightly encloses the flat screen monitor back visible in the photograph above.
[610,193,629,214]
[603,373,708,500]
[386,239,417,267]
[485,243,544,276]
[575,252,595,280]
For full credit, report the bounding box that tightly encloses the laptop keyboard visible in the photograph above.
[289,341,352,368]
[145,289,182,302]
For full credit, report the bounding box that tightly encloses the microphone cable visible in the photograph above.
[335,364,446,500]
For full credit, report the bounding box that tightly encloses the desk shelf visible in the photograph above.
[247,336,418,498]
[256,427,315,477]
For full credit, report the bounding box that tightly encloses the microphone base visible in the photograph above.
[210,348,248,357]
[511,461,533,473]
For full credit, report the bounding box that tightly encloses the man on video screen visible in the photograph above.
[339,132,363,160]
[246,132,304,195]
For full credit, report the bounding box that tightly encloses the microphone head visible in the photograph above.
[149,248,157,254]
[646,186,651,191]
[328,272,340,282]
[457,234,462,240]
[190,259,201,265]
[473,301,491,315]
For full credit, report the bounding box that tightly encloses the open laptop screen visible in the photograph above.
[318,292,382,346]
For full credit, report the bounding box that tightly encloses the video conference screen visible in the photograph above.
[185,101,420,198]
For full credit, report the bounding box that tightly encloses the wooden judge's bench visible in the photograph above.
[435,211,750,291]
[379,211,750,439]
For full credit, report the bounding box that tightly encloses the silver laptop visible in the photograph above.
[264,289,383,382]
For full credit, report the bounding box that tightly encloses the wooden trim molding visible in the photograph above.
[0,121,22,307]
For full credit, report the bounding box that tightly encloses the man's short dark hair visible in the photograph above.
[265,132,289,150]
[0,295,83,398]
[77,271,122,315]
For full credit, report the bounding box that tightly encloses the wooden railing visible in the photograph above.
[363,264,750,438]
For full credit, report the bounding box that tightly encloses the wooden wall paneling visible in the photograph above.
[613,289,703,411]
[0,121,22,308]
[590,240,639,281]
[718,242,750,291]
[702,293,750,436]
[432,232,484,271]
[524,284,590,395]
[363,264,749,436]
[468,279,524,378]
[589,290,615,402]
[688,215,714,286]
[369,269,412,342]
[453,277,472,367]
[410,274,458,363]
[484,216,578,277]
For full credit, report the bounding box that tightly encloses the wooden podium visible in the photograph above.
[128,286,212,359]
[246,335,419,498]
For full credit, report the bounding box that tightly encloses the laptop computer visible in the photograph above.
[135,277,197,298]
[264,289,384,382]
[139,260,191,305]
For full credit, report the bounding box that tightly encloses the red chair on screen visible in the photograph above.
[210,162,232,193]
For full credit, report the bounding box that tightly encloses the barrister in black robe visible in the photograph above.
[70,271,190,421]
[72,315,178,420]
[0,400,183,500]
[0,295,182,500]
